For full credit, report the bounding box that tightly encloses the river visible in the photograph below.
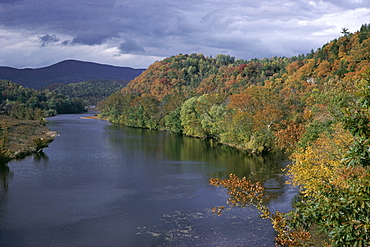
[0,113,297,246]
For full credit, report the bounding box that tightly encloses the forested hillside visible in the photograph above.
[50,79,129,106]
[101,24,370,154]
[100,24,370,245]
[0,80,87,118]
[0,80,88,162]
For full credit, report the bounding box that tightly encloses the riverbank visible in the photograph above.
[80,115,100,119]
[0,113,292,246]
[0,115,57,164]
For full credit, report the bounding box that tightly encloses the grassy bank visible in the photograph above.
[0,116,56,164]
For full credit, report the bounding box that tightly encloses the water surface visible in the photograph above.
[0,114,296,246]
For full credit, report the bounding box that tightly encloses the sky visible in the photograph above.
[0,0,369,69]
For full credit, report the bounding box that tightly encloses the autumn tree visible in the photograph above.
[341,69,370,167]
[286,71,370,246]
[287,124,369,246]
[210,174,311,246]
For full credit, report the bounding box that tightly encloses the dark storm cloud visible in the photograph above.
[0,0,20,3]
[118,38,145,54]
[39,34,59,47]
[71,31,114,46]
[0,0,369,68]
[0,0,117,37]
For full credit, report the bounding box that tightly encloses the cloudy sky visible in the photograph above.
[0,0,369,69]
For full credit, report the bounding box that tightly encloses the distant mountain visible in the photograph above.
[0,60,146,89]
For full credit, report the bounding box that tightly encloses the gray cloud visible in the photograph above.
[323,0,370,9]
[0,0,369,68]
[61,40,72,45]
[118,38,145,54]
[39,34,59,47]
[72,31,113,45]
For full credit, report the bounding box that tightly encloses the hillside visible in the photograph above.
[50,79,129,106]
[0,60,145,89]
[100,24,370,154]
[121,29,369,101]
[0,80,89,117]
[0,79,91,163]
[100,24,370,246]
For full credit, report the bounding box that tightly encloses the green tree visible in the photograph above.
[180,97,206,138]
[342,69,370,167]
[165,107,183,134]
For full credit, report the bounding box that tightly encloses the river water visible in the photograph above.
[0,113,296,247]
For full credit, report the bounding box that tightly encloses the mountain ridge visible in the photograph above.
[0,59,146,89]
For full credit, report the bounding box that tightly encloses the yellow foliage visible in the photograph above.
[209,174,312,246]
[287,124,354,197]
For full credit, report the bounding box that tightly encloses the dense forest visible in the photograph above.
[100,24,370,246]
[0,80,88,163]
[100,24,370,154]
[0,80,87,118]
[0,77,134,163]
[48,79,129,106]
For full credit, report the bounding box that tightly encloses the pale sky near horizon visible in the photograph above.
[0,0,369,69]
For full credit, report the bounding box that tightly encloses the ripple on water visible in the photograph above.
[136,208,274,246]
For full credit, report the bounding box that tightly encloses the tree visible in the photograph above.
[285,71,370,246]
[275,121,306,152]
[140,94,161,129]
[180,97,206,138]
[341,27,350,36]
[288,124,353,197]
[219,111,254,148]
[210,174,311,246]
[341,69,370,167]
[165,107,183,134]
[200,104,226,139]
[195,94,227,138]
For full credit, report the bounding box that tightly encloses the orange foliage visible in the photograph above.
[210,174,311,246]
[275,121,306,152]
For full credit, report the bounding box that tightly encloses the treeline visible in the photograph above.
[0,77,133,163]
[0,78,132,163]
[47,79,129,106]
[211,71,370,246]
[121,53,289,100]
[100,24,370,154]
[0,80,87,120]
[100,24,370,245]
[99,54,296,154]
[0,79,88,163]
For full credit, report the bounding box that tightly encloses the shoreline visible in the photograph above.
[1,116,57,165]
[80,115,100,119]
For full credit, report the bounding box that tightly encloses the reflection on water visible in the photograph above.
[106,124,291,203]
[33,151,49,164]
[0,114,296,247]
[107,124,288,179]
[0,165,11,190]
